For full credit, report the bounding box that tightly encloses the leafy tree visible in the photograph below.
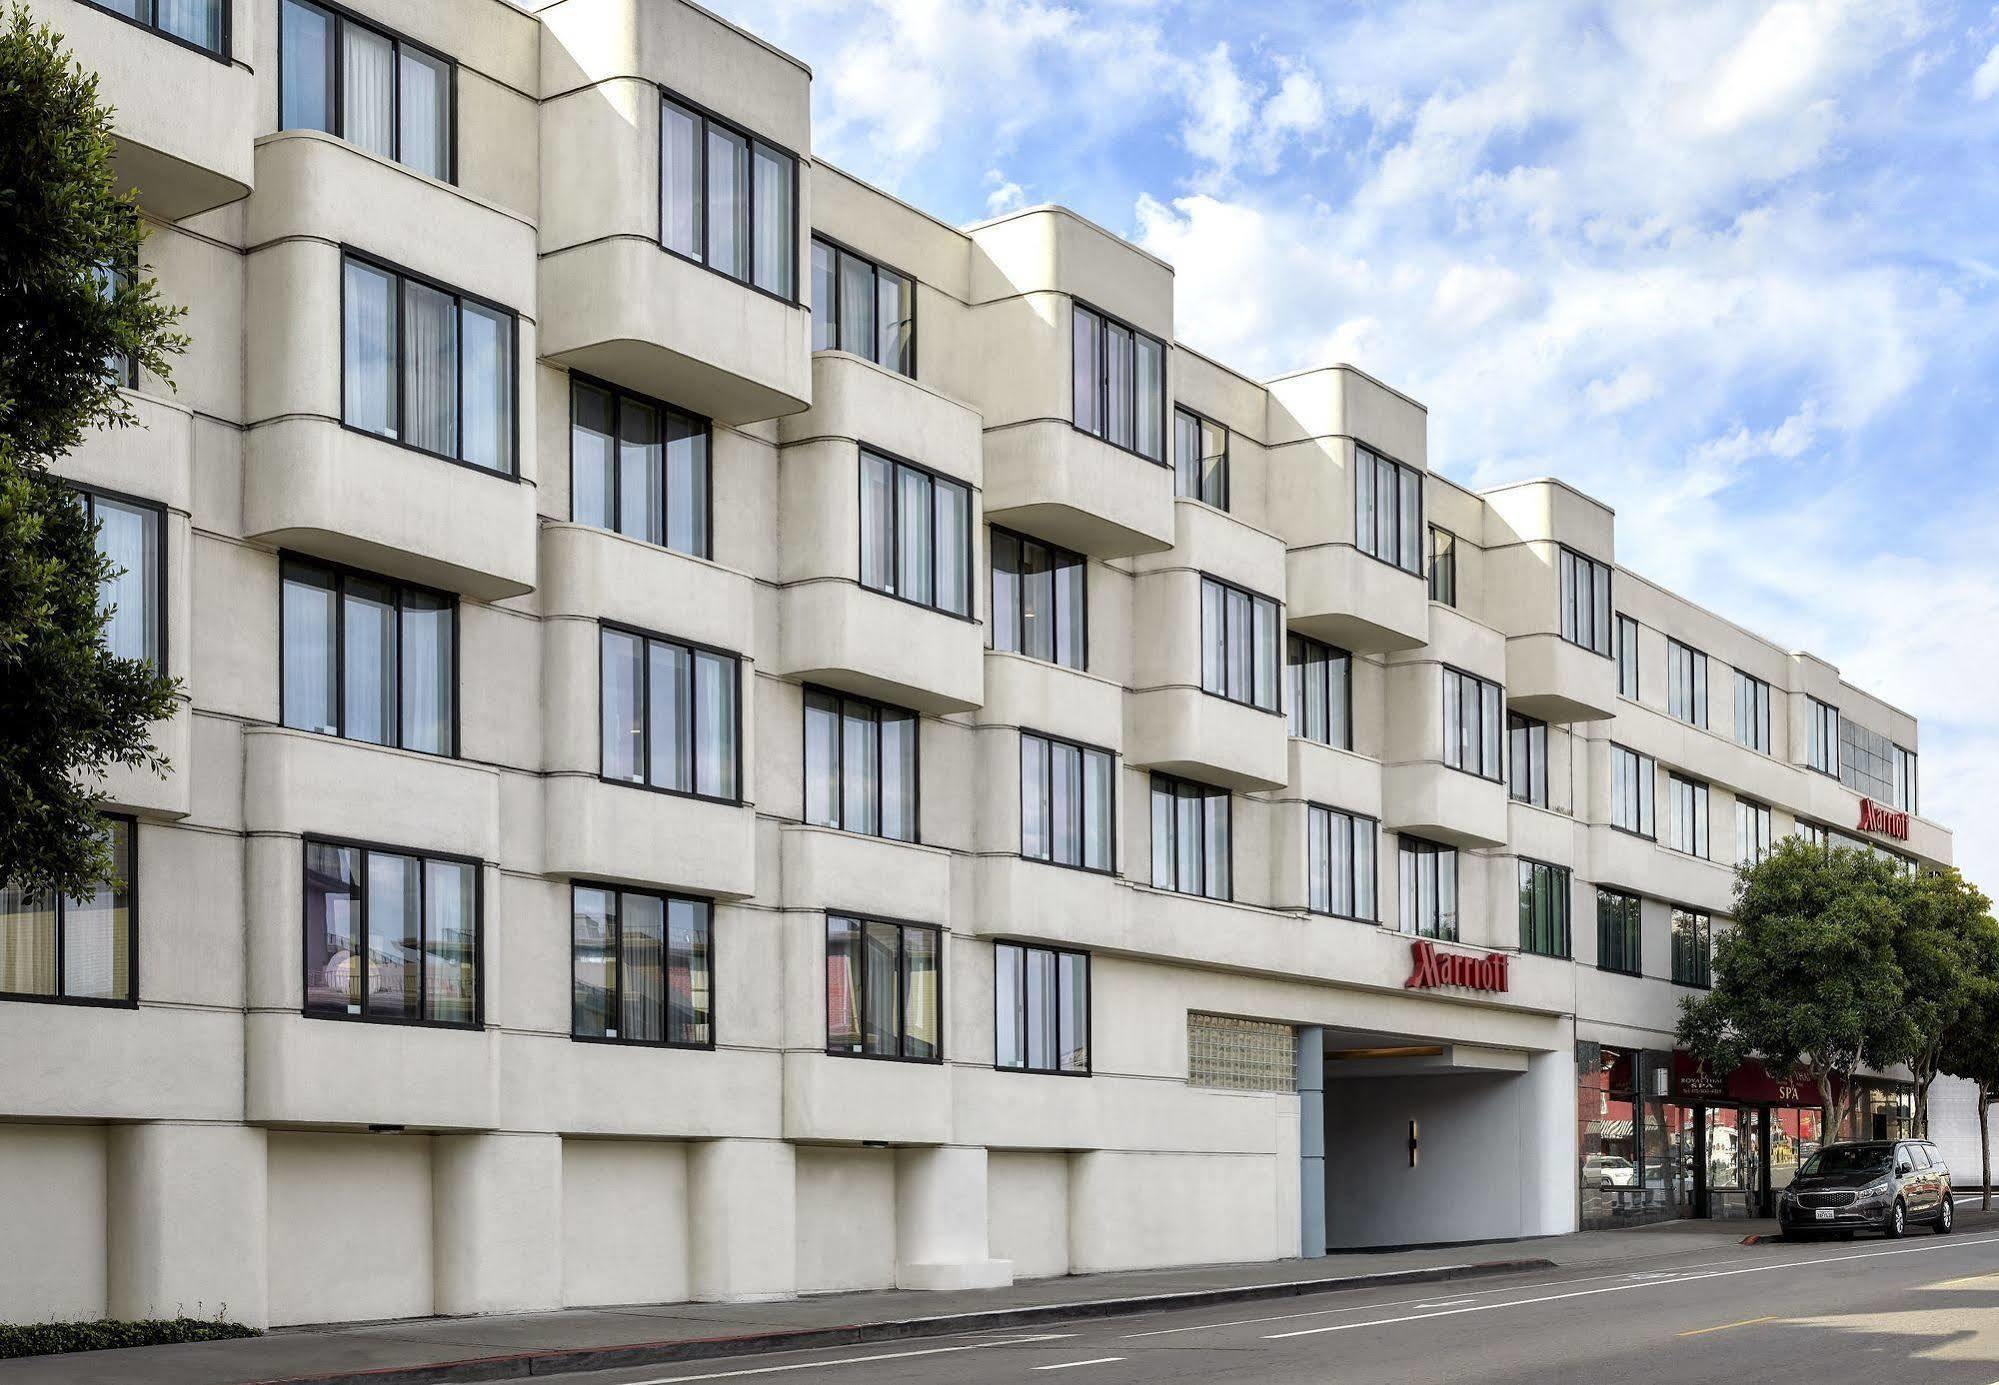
[1939,917,1999,1209]
[1885,869,1994,1137]
[0,5,184,899]
[1679,838,1910,1146]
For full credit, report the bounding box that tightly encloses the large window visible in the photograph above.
[1616,614,1639,698]
[1287,634,1351,749]
[1200,576,1280,712]
[1020,732,1115,873]
[826,915,939,1061]
[804,689,917,842]
[1173,406,1228,508]
[1071,303,1165,463]
[89,0,225,58]
[570,379,709,558]
[1429,526,1457,606]
[571,885,711,1047]
[1666,639,1708,728]
[1149,774,1230,900]
[1398,837,1458,940]
[600,626,739,801]
[1443,667,1504,780]
[341,253,515,474]
[860,449,971,617]
[279,1,451,180]
[660,92,796,299]
[1840,719,1919,813]
[1672,908,1712,988]
[1308,806,1377,921]
[1559,548,1613,656]
[1668,773,1709,858]
[1734,670,1772,754]
[1508,712,1548,807]
[303,838,478,1026]
[991,528,1085,670]
[0,817,135,1006]
[1737,798,1773,865]
[1609,744,1656,837]
[1597,888,1641,976]
[79,487,164,669]
[810,236,914,376]
[281,557,455,755]
[1354,445,1423,575]
[1807,696,1840,775]
[995,942,1089,1075]
[1518,859,1571,958]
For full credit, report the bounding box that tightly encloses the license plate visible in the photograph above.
[1815,1208,1835,1221]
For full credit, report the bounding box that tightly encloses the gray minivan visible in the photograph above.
[1777,1139,1953,1239]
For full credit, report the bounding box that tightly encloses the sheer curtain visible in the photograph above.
[342,579,396,746]
[156,0,224,53]
[279,0,333,132]
[0,885,57,997]
[342,260,397,438]
[693,650,734,799]
[423,861,475,1025]
[458,302,509,472]
[751,142,792,297]
[94,496,159,666]
[342,23,395,158]
[398,592,452,755]
[64,825,131,1001]
[706,126,748,278]
[398,48,451,180]
[569,384,615,530]
[620,894,664,1043]
[402,282,457,458]
[281,563,338,734]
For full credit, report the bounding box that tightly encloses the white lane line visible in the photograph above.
[1033,1359,1127,1371]
[1263,1234,1999,1340]
[621,1333,1073,1382]
[1411,1297,1476,1308]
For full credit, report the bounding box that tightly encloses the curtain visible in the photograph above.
[841,702,879,835]
[281,564,338,734]
[1084,750,1113,871]
[1050,742,1079,866]
[862,922,900,1056]
[858,451,892,593]
[995,944,1022,1067]
[1025,946,1054,1071]
[342,260,397,438]
[618,399,660,544]
[879,711,915,842]
[458,302,509,472]
[569,383,615,529]
[402,282,457,458]
[838,250,875,358]
[156,0,223,53]
[279,0,333,132]
[1020,735,1048,860]
[876,267,913,373]
[571,888,615,1038]
[398,48,451,180]
[342,23,395,158]
[61,823,131,1001]
[93,496,159,666]
[751,142,792,298]
[423,859,476,1025]
[693,650,733,799]
[648,640,691,793]
[0,885,57,997]
[665,414,707,557]
[668,899,710,1045]
[705,126,748,277]
[896,465,932,606]
[810,241,837,350]
[620,894,664,1043]
[398,592,452,755]
[342,578,396,746]
[600,629,644,784]
[1058,952,1088,1072]
[803,691,839,828]
[902,927,937,1059]
[933,479,967,616]
[660,100,702,259]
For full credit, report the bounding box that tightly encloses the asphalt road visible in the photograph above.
[534,1227,1999,1385]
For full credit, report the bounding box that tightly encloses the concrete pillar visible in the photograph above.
[432,1133,563,1315]
[687,1138,796,1302]
[1523,1044,1579,1236]
[1296,1027,1326,1259]
[108,1122,269,1328]
[893,1145,1012,1290]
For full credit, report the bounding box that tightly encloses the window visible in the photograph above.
[303,838,478,1026]
[0,817,135,1006]
[281,557,455,755]
[280,1,451,179]
[1840,719,1919,812]
[1737,798,1773,865]
[1287,634,1352,749]
[571,885,711,1047]
[1020,732,1115,873]
[599,626,739,801]
[95,264,138,388]
[341,253,515,473]
[1597,888,1642,976]
[1609,744,1656,837]
[1200,576,1280,712]
[1398,838,1458,940]
[1672,908,1712,988]
[995,943,1089,1074]
[826,915,939,1061]
[991,528,1086,669]
[1354,445,1423,575]
[1173,406,1228,508]
[1443,667,1504,780]
[660,92,796,299]
[86,0,224,57]
[78,488,164,669]
[804,689,918,842]
[1429,526,1457,606]
[1616,614,1639,698]
[1518,859,1571,958]
[1666,639,1708,728]
[1508,712,1548,807]
[1071,303,1165,463]
[810,237,914,376]
[1733,670,1771,754]
[1668,773,1709,858]
[1559,549,1613,656]
[569,378,709,558]
[1308,806,1377,920]
[1149,774,1229,900]
[1807,697,1840,775]
[860,449,971,617]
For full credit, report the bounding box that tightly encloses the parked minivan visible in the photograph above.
[1777,1139,1953,1239]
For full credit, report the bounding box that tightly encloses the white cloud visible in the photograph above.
[983,168,1026,215]
[1974,42,1999,99]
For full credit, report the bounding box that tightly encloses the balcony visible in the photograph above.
[975,652,1124,751]
[1506,633,1618,724]
[778,352,983,483]
[778,824,953,924]
[779,583,982,714]
[1286,545,1429,653]
[538,522,755,657]
[968,855,1124,942]
[981,421,1175,559]
[1125,687,1288,793]
[241,726,501,861]
[1381,762,1510,849]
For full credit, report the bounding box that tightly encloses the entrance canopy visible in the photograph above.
[1672,1052,1831,1107]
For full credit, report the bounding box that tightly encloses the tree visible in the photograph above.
[1939,915,1999,1209]
[1884,869,1993,1137]
[0,5,184,899]
[1679,837,1909,1146]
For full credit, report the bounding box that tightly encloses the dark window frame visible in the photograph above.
[74,482,170,674]
[80,0,229,62]
[1428,525,1457,606]
[1666,637,1709,729]
[1070,299,1168,465]
[568,880,715,1050]
[299,832,484,1030]
[1596,887,1642,977]
[1608,742,1657,840]
[823,912,944,1064]
[0,814,139,1009]
[278,0,459,182]
[988,525,1088,671]
[993,940,1092,1077]
[657,86,801,306]
[1736,796,1773,865]
[1199,573,1283,714]
[1286,632,1353,750]
[1671,906,1713,988]
[1518,857,1572,959]
[566,371,714,560]
[1616,613,1640,699]
[1733,668,1772,755]
[1018,730,1118,876]
[1306,803,1378,922]
[1353,442,1425,576]
[810,231,917,377]
[1442,665,1505,782]
[596,619,744,806]
[857,444,975,621]
[1148,772,1232,901]
[1558,547,1614,657]
[1508,711,1548,807]
[802,685,922,843]
[1668,771,1711,859]
[1807,696,1841,776]
[1172,403,1229,509]
[1397,835,1459,941]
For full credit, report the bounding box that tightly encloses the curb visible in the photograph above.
[254,1258,1556,1385]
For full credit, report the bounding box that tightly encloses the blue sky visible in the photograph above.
[716,0,1999,892]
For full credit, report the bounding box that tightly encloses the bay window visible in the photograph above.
[599,625,739,801]
[826,915,939,1061]
[1398,837,1458,940]
[1308,805,1377,921]
[1354,444,1423,574]
[1508,712,1548,807]
[995,943,1089,1074]
[1020,732,1115,872]
[303,837,478,1026]
[1149,774,1229,900]
[1173,406,1228,508]
[571,885,711,1047]
[661,92,796,299]
[0,817,135,1006]
[860,449,971,617]
[1559,548,1613,656]
[810,237,914,376]
[1597,888,1642,976]
[1672,908,1712,988]
[280,1,451,179]
[281,557,455,755]
[1610,744,1656,837]
[991,527,1085,669]
[804,689,918,842]
[1443,667,1503,780]
[570,378,710,558]
[1072,303,1165,462]
[80,488,164,669]
[1200,575,1280,712]
[1518,859,1571,958]
[1429,526,1457,606]
[1287,634,1351,748]
[90,0,225,58]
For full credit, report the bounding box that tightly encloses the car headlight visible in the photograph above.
[1859,1178,1893,1199]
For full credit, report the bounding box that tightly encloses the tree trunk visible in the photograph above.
[1916,1071,1932,1139]
[1982,1083,1992,1213]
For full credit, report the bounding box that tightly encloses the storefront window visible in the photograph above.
[1770,1108,1824,1192]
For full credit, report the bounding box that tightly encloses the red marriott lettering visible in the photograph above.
[1403,940,1509,993]
[1857,798,1911,841]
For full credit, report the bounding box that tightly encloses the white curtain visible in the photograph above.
[94,496,159,666]
[751,143,792,297]
[398,49,450,180]
[342,23,395,158]
[156,0,223,52]
[0,887,57,996]
[459,302,508,472]
[342,260,396,437]
[401,282,457,457]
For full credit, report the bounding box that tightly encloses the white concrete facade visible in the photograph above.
[4,0,1953,1327]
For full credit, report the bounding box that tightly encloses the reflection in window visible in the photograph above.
[1149,773,1229,900]
[1200,576,1280,712]
[570,379,709,558]
[1807,696,1840,775]
[1672,908,1712,987]
[1559,548,1613,656]
[1736,798,1773,865]
[1072,303,1165,463]
[1287,634,1351,749]
[1597,888,1641,975]
[1443,667,1504,780]
[1355,445,1423,575]
[1020,733,1114,872]
[991,528,1085,670]
[1734,669,1772,755]
[1173,407,1227,508]
[660,94,795,298]
[599,626,738,801]
[1508,712,1547,807]
[1307,806,1376,920]
[995,942,1089,1074]
[1518,859,1571,958]
[90,0,225,57]
[0,817,135,1004]
[810,237,914,375]
[281,558,455,755]
[1610,744,1656,837]
[1668,773,1709,858]
[1667,639,1708,728]
[860,449,971,617]
[826,915,939,1060]
[80,490,163,669]
[1616,614,1639,698]
[1429,526,1457,606]
[303,838,477,1025]
[804,689,918,842]
[571,884,711,1046]
[1398,837,1457,940]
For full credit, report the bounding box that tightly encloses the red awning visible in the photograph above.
[1672,1052,1830,1107]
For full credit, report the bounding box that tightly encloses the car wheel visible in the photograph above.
[1885,1199,1907,1239]
[1935,1197,1954,1235]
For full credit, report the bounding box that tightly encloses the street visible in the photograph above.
[536,1228,1999,1385]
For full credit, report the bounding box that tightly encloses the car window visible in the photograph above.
[1800,1144,1893,1177]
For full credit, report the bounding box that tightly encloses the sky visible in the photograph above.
[714,0,1999,893]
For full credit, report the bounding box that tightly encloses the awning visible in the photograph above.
[1671,1052,1830,1107]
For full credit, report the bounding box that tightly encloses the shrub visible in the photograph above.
[0,1316,260,1360]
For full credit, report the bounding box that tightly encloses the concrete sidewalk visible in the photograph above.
[0,1218,1900,1385]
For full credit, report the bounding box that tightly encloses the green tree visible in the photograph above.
[0,5,184,899]
[1939,917,1999,1209]
[1885,869,1994,1137]
[1679,837,1910,1146]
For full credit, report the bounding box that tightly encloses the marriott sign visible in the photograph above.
[1857,797,1911,841]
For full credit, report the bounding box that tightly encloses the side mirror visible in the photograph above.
[1896,1162,1913,1178]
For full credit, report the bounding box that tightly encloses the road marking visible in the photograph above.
[1262,1234,1999,1340]
[1679,1314,1779,1337]
[621,1333,1072,1382]
[1033,1359,1126,1371]
[1412,1298,1476,1308]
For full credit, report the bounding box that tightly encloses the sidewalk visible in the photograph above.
[0,1218,1887,1385]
